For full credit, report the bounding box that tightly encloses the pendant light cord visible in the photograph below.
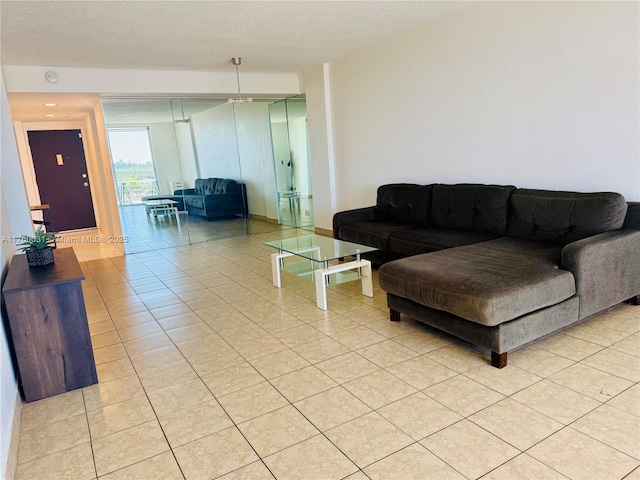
[235,64,243,102]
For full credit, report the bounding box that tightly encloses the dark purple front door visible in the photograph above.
[27,129,97,232]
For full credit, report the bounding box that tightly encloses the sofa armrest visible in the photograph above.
[561,229,640,319]
[333,206,376,239]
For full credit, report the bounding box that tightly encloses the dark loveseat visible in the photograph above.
[334,183,640,368]
[177,178,248,220]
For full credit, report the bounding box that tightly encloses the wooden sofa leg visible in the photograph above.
[624,295,640,305]
[390,309,401,322]
[491,351,508,369]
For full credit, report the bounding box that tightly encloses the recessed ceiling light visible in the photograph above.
[44,114,55,117]
[43,103,57,107]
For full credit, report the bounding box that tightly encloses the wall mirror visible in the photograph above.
[102,95,312,254]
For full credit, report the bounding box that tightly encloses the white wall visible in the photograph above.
[148,123,181,194]
[191,104,242,181]
[0,72,29,480]
[174,122,199,189]
[234,102,278,220]
[271,121,292,191]
[306,1,640,229]
[290,117,311,197]
[305,63,336,230]
[189,102,279,220]
[3,66,299,97]
[0,184,20,480]
[87,99,124,243]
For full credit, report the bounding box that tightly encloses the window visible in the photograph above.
[107,127,159,205]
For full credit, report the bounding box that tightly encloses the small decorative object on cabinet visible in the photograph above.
[17,224,56,267]
[2,248,98,402]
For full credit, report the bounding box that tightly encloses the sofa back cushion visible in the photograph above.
[375,184,432,226]
[215,179,239,193]
[195,178,220,195]
[507,189,628,245]
[430,184,515,236]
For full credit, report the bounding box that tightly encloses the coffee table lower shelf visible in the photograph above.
[270,251,373,310]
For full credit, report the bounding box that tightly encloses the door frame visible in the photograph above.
[15,121,101,231]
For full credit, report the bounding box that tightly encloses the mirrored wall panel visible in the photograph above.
[103,96,312,254]
[170,99,249,243]
[103,98,190,254]
[268,95,313,230]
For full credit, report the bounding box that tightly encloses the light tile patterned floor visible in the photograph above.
[114,203,312,256]
[13,231,640,480]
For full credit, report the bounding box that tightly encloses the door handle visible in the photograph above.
[83,182,89,187]
[82,173,88,178]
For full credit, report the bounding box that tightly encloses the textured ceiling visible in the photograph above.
[1,1,476,74]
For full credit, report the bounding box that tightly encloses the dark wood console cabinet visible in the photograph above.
[2,248,97,402]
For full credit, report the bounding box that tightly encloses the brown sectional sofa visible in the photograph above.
[333,184,640,368]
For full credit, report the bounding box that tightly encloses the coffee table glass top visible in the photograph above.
[143,199,178,207]
[264,235,377,263]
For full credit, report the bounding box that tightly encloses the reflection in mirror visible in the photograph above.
[102,96,309,255]
[232,100,289,236]
[169,99,248,243]
[103,98,191,254]
[268,94,314,231]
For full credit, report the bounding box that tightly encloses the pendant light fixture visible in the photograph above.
[228,57,253,103]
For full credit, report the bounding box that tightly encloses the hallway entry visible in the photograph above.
[27,129,97,232]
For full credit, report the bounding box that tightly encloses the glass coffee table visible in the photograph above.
[143,199,180,223]
[264,235,378,310]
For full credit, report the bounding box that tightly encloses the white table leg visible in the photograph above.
[313,258,372,310]
[271,253,282,288]
[316,269,328,310]
[271,251,296,288]
[361,261,373,297]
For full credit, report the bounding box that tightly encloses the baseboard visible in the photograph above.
[3,390,21,480]
[248,214,279,224]
[315,226,333,238]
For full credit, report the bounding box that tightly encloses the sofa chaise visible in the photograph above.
[334,183,640,368]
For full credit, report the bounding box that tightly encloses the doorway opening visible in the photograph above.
[27,129,97,233]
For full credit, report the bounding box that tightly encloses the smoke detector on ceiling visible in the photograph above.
[45,71,58,83]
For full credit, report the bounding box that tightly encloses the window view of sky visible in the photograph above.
[108,128,159,203]
[108,129,153,165]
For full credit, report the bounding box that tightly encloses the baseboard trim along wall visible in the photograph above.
[3,390,21,480]
[315,226,333,238]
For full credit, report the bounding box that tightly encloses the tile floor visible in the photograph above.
[13,231,640,480]
[115,202,314,260]
[118,204,287,255]
[56,229,125,262]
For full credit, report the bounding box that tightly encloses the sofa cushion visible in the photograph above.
[507,189,627,245]
[187,196,205,209]
[216,179,239,193]
[375,184,432,226]
[378,237,576,326]
[195,178,220,195]
[388,227,499,256]
[338,221,417,250]
[430,184,515,236]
